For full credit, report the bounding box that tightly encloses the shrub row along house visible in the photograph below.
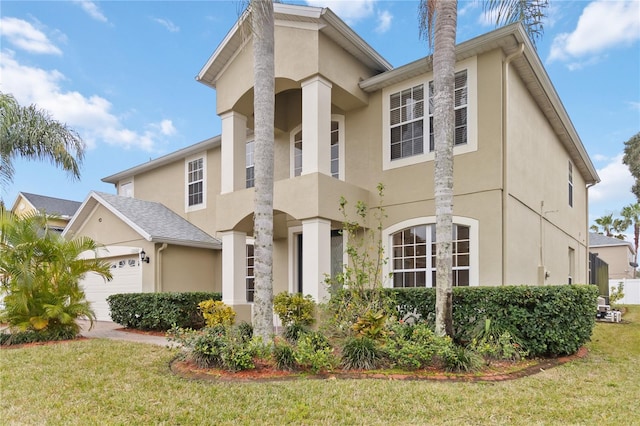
[57,4,598,322]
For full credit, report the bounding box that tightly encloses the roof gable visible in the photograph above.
[64,192,221,249]
[12,192,81,218]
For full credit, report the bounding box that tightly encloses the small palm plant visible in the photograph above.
[0,209,112,340]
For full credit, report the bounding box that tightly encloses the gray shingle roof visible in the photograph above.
[589,232,633,249]
[93,192,221,249]
[20,192,81,218]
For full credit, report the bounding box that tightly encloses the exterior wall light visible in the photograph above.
[140,249,150,263]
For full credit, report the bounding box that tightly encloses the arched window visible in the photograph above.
[385,217,477,287]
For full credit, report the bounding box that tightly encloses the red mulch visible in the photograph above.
[170,346,589,383]
[116,328,167,337]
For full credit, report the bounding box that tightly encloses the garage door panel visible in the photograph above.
[80,256,142,321]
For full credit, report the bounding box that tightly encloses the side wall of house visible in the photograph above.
[506,69,589,285]
[594,245,635,280]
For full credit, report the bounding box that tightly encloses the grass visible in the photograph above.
[1,307,639,425]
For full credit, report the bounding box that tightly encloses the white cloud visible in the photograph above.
[73,1,108,23]
[593,154,609,162]
[375,10,392,34]
[153,18,180,33]
[159,119,176,136]
[0,50,169,152]
[589,154,635,205]
[548,0,640,64]
[0,17,62,55]
[306,0,375,24]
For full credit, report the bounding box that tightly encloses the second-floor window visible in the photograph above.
[568,160,573,208]
[390,84,424,160]
[331,120,340,178]
[428,70,468,151]
[187,157,204,207]
[246,140,255,188]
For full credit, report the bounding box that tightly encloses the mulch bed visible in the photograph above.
[170,346,589,383]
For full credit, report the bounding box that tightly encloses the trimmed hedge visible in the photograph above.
[387,284,599,357]
[0,328,78,346]
[107,292,222,331]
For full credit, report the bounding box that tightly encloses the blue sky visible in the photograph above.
[1,0,639,230]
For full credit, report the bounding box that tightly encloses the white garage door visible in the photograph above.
[81,256,142,321]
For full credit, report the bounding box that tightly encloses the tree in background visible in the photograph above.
[417,0,548,336]
[621,203,640,267]
[250,0,275,341]
[0,209,112,338]
[0,92,85,193]
[622,132,640,201]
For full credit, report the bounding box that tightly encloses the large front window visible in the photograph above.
[428,70,468,151]
[390,84,424,160]
[391,224,470,288]
[187,158,204,207]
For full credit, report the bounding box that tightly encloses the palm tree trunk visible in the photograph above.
[433,0,457,337]
[251,0,275,341]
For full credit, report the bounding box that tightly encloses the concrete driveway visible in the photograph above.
[78,320,170,346]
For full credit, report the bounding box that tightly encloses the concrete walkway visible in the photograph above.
[78,320,171,347]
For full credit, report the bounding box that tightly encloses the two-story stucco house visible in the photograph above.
[64,4,599,322]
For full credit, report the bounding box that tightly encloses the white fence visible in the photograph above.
[609,279,640,305]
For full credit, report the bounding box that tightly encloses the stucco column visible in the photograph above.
[301,76,332,176]
[220,230,247,304]
[302,218,331,302]
[220,111,247,194]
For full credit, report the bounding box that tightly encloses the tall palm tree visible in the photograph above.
[250,0,275,341]
[418,0,548,337]
[0,92,85,192]
[590,213,614,237]
[621,203,640,266]
[0,209,112,336]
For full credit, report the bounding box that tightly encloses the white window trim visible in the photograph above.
[246,139,255,189]
[331,114,346,180]
[382,216,479,287]
[382,57,478,171]
[185,153,207,212]
[290,124,303,178]
[246,237,255,303]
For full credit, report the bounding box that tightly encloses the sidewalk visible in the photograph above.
[78,320,170,347]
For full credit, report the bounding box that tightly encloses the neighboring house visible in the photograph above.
[67,4,599,322]
[11,192,81,232]
[589,232,636,280]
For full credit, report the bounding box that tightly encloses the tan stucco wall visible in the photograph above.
[505,68,589,284]
[159,245,220,293]
[593,245,635,280]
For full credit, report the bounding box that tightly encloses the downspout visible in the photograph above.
[501,43,524,286]
[586,183,597,283]
[155,243,168,292]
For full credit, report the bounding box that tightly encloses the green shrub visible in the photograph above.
[388,284,598,357]
[384,323,440,370]
[283,323,309,343]
[0,328,78,346]
[341,336,384,370]
[470,319,528,363]
[274,292,315,327]
[294,332,337,374]
[167,324,258,372]
[440,344,483,372]
[199,300,236,327]
[352,309,387,340]
[107,292,221,331]
[273,338,297,371]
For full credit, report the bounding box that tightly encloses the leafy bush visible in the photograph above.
[352,309,387,340]
[341,336,385,370]
[274,292,315,327]
[293,332,338,374]
[107,292,221,331]
[283,323,309,343]
[199,300,236,327]
[273,338,296,371]
[0,328,78,346]
[470,319,528,364]
[167,324,260,372]
[384,323,441,370]
[388,285,598,357]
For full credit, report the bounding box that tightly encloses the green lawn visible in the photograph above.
[1,307,639,425]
